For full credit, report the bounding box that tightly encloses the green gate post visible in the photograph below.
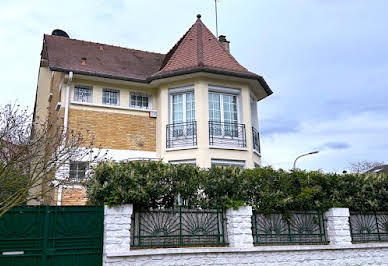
[42,205,49,266]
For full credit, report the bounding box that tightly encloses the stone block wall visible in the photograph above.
[102,206,388,265]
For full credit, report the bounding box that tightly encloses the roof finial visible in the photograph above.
[197,14,202,19]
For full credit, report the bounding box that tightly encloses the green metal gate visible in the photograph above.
[0,205,104,266]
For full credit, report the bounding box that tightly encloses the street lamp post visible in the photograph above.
[293,151,319,170]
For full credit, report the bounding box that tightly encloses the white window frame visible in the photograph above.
[69,161,89,180]
[130,91,152,110]
[208,86,243,142]
[211,159,246,168]
[168,86,195,124]
[169,159,196,165]
[102,88,120,106]
[250,95,259,129]
[208,86,242,124]
[74,85,93,103]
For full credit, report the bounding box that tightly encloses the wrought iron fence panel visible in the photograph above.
[350,212,388,242]
[131,207,227,248]
[208,121,246,148]
[252,127,261,153]
[252,211,327,245]
[166,121,197,148]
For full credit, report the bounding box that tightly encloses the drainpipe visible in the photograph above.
[63,71,73,134]
[58,71,73,206]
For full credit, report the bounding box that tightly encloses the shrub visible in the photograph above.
[87,161,388,212]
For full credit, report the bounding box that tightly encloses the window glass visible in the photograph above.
[102,89,119,105]
[208,92,221,122]
[170,91,195,138]
[69,161,88,180]
[74,86,92,103]
[222,94,237,124]
[172,94,183,123]
[130,92,151,109]
[211,159,245,168]
[186,92,195,122]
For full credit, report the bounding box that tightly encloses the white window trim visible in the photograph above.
[209,85,240,95]
[168,88,195,124]
[169,159,196,165]
[208,89,242,124]
[70,101,157,113]
[166,146,197,151]
[129,91,153,110]
[208,90,243,144]
[69,161,89,180]
[102,88,120,106]
[211,159,246,168]
[169,85,194,94]
[73,85,93,103]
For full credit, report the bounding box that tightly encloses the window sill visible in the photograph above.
[209,145,248,151]
[166,146,197,151]
[253,149,261,157]
[70,101,157,113]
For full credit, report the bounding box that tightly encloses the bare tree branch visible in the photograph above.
[0,103,105,216]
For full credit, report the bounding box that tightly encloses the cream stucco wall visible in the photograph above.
[34,67,52,126]
[156,77,261,169]
[36,72,262,168]
[69,78,158,112]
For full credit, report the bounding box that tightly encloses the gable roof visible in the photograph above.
[43,15,272,95]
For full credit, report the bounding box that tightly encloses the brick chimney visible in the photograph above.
[218,35,230,52]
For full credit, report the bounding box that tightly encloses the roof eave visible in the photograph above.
[49,65,273,97]
[150,67,273,96]
[48,66,149,84]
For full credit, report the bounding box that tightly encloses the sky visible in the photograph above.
[0,0,387,172]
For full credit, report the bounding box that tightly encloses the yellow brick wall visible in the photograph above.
[61,188,88,205]
[68,108,156,151]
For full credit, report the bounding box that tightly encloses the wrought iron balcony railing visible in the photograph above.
[208,121,247,148]
[166,121,197,149]
[252,127,261,154]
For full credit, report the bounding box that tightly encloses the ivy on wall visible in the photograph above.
[87,161,388,212]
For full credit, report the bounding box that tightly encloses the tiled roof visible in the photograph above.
[44,35,165,81]
[156,15,252,76]
[366,165,388,174]
[43,15,272,95]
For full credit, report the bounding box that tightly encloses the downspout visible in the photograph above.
[63,71,73,134]
[57,71,73,206]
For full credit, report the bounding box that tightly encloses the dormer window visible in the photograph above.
[74,86,92,103]
[130,92,152,109]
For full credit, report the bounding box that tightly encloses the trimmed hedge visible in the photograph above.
[87,161,388,212]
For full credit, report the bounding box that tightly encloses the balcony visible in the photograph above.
[166,121,197,149]
[208,121,247,149]
[252,127,261,154]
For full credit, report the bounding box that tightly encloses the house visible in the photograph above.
[365,165,388,174]
[33,15,272,205]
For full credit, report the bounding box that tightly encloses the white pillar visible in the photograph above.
[226,206,254,248]
[325,207,352,245]
[103,204,133,254]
